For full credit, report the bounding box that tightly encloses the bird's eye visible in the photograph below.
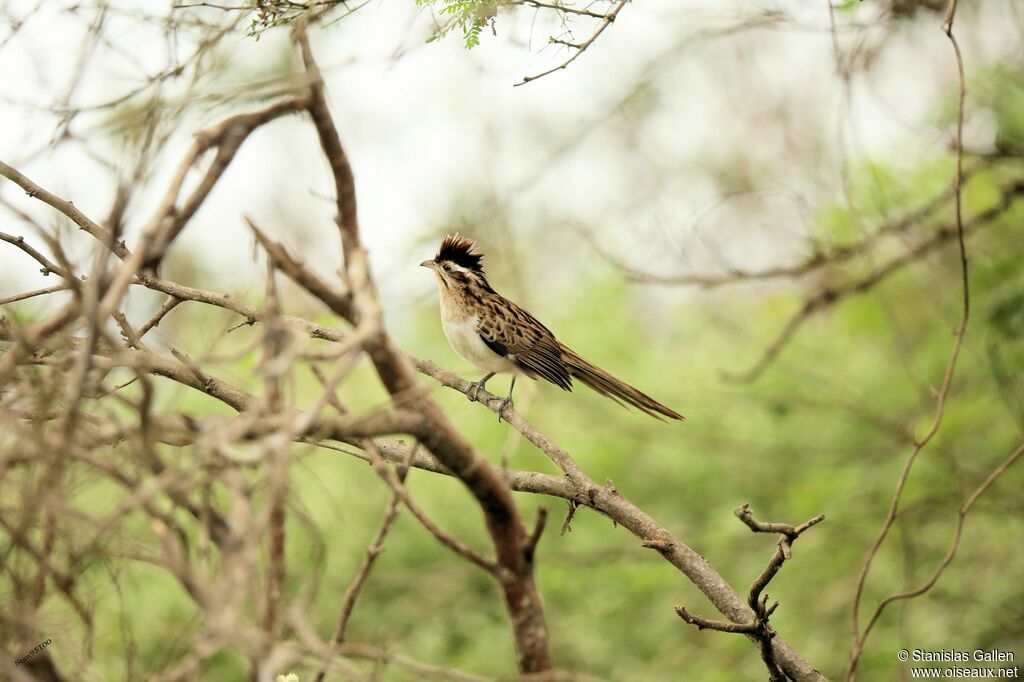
[441,263,452,272]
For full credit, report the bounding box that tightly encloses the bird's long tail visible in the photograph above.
[559,344,684,421]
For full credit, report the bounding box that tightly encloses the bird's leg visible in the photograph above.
[466,372,495,402]
[495,376,516,422]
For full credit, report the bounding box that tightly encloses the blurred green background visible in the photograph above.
[3,1,1024,680]
[38,111,1024,681]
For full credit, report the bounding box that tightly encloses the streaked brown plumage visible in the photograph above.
[421,234,684,421]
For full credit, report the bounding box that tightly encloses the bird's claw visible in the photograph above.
[495,396,514,422]
[467,381,483,402]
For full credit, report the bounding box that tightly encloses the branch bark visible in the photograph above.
[289,21,552,673]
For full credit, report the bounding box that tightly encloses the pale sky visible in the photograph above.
[0,0,1015,327]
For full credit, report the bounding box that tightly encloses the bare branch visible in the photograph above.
[513,0,611,20]
[136,296,182,338]
[309,448,424,682]
[677,505,825,682]
[517,0,631,86]
[289,22,553,672]
[0,284,70,306]
[856,440,1024,659]
[846,4,972,678]
[0,160,127,258]
[726,180,1023,383]
[410,360,826,682]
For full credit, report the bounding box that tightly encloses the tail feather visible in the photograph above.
[559,344,684,421]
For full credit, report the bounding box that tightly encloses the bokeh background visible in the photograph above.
[1,0,1023,679]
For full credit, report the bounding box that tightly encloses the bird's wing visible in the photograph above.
[476,295,572,390]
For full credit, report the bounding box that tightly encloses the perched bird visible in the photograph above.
[421,234,683,421]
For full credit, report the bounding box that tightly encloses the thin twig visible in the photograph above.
[516,0,630,86]
[312,442,420,682]
[0,284,70,306]
[136,296,182,338]
[727,180,1021,383]
[846,3,970,678]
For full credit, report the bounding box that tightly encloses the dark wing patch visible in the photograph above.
[477,295,572,391]
[481,336,508,357]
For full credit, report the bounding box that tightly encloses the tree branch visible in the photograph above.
[677,504,825,682]
[846,4,973,677]
[516,0,631,86]
[289,21,552,673]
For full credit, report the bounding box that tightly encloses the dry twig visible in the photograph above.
[676,504,825,682]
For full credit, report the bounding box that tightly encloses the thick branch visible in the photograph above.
[410,360,826,681]
[2,220,825,679]
[290,22,552,673]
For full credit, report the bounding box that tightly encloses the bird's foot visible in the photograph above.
[467,380,485,402]
[495,396,514,422]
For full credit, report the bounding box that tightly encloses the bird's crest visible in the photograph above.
[436,233,484,272]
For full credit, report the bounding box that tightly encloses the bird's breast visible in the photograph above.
[441,313,516,374]
[439,288,471,324]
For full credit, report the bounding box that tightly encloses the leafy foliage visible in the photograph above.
[416,0,497,48]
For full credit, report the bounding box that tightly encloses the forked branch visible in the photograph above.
[677,504,825,682]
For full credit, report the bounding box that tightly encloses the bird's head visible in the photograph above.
[420,233,491,292]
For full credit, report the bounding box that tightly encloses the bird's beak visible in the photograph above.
[420,259,438,271]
